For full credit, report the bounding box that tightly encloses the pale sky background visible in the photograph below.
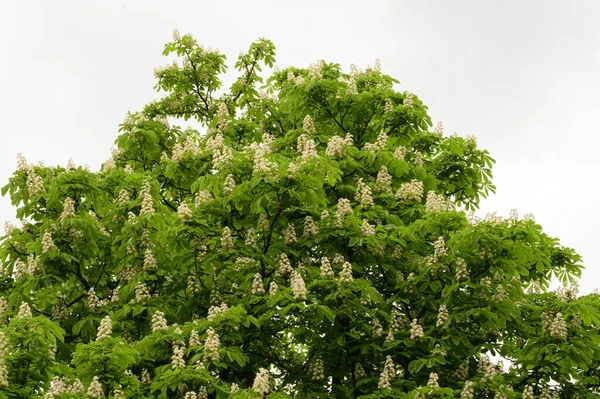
[0,0,598,293]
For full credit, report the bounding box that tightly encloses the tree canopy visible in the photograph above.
[1,30,599,399]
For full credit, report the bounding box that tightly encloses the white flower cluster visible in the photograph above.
[135,282,151,302]
[177,202,192,219]
[478,355,499,380]
[60,197,76,223]
[333,198,353,228]
[451,364,469,384]
[195,190,213,207]
[96,315,112,340]
[557,280,579,301]
[251,273,265,294]
[14,259,26,280]
[461,381,474,399]
[290,270,307,300]
[45,376,85,397]
[361,220,375,237]
[276,254,293,277]
[216,102,230,129]
[378,355,395,390]
[206,133,233,167]
[393,146,406,161]
[151,311,168,333]
[302,115,316,133]
[425,191,450,212]
[144,249,157,269]
[283,223,297,244]
[302,216,319,237]
[269,281,278,296]
[492,284,506,301]
[253,368,270,395]
[141,368,151,384]
[339,262,354,284]
[414,151,423,167]
[172,342,186,369]
[325,134,354,159]
[204,328,220,362]
[308,60,325,80]
[17,302,32,318]
[296,135,318,164]
[42,231,55,254]
[87,376,104,398]
[372,318,383,338]
[433,236,447,258]
[320,257,334,279]
[363,131,388,151]
[436,304,449,327]
[355,178,374,208]
[374,166,393,193]
[188,329,202,347]
[258,213,270,231]
[455,258,469,281]
[310,359,325,380]
[245,228,257,248]
[354,363,367,379]
[207,303,229,321]
[251,145,278,178]
[223,174,236,196]
[410,319,424,339]
[384,99,394,113]
[427,372,440,389]
[139,182,154,216]
[221,227,234,250]
[434,121,443,136]
[26,167,45,197]
[547,312,567,340]
[403,91,414,108]
[522,385,534,399]
[395,180,424,202]
[287,71,305,86]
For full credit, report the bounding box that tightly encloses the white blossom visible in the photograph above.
[172,344,186,369]
[204,328,220,362]
[252,368,270,395]
[378,355,395,390]
[96,315,112,340]
[17,302,32,318]
[283,223,297,244]
[339,262,354,284]
[403,91,414,108]
[177,202,192,219]
[42,232,55,253]
[303,216,319,237]
[151,311,168,333]
[60,197,76,222]
[320,257,334,279]
[223,174,236,196]
[144,249,157,269]
[251,273,265,294]
[436,304,449,327]
[139,182,154,216]
[410,319,424,339]
[290,270,307,300]
[87,376,104,398]
[395,180,424,202]
[361,220,375,237]
[195,191,213,207]
[221,227,234,250]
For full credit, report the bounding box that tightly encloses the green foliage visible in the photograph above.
[0,31,598,399]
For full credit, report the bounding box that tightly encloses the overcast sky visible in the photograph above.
[1,0,598,293]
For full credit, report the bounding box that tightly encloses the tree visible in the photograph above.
[0,30,599,399]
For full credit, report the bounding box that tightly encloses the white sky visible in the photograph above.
[1,0,598,293]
